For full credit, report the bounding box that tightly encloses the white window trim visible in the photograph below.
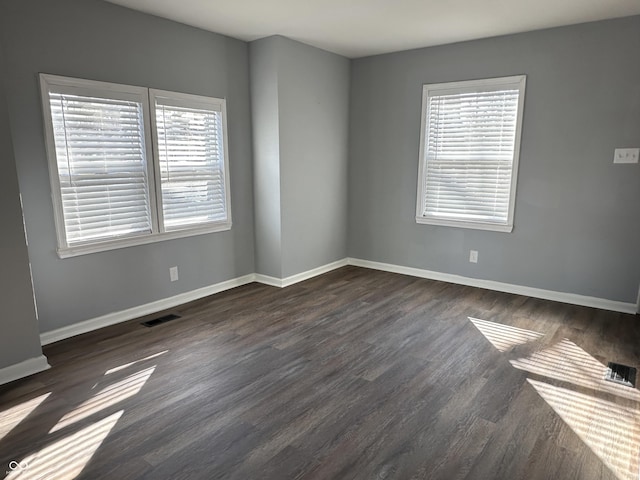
[39,74,232,258]
[415,75,526,233]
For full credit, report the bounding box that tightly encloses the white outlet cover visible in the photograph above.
[170,266,179,282]
[613,148,639,164]
[469,250,478,263]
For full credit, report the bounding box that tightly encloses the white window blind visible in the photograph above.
[151,91,230,231]
[41,75,232,258]
[416,76,526,232]
[48,91,153,245]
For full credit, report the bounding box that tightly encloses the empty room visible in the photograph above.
[1,0,639,478]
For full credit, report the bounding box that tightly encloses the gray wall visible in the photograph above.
[250,36,350,278]
[250,38,283,278]
[348,17,640,303]
[0,44,44,368]
[277,38,350,278]
[0,0,256,333]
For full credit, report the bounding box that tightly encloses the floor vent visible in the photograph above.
[604,362,637,388]
[142,314,181,328]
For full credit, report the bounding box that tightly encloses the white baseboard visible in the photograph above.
[253,273,283,287]
[347,258,637,314]
[255,258,349,288]
[41,259,349,346]
[40,274,256,346]
[0,355,50,386]
[39,256,635,347]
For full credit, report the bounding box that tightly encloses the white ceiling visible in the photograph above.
[105,0,640,58]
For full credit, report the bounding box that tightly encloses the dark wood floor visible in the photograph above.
[1,266,639,480]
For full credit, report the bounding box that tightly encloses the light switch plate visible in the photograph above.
[613,148,639,164]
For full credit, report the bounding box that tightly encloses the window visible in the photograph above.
[40,74,231,257]
[416,75,526,232]
[150,90,230,232]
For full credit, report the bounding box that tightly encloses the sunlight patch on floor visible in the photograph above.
[469,317,544,352]
[104,350,168,375]
[3,352,163,478]
[470,317,640,480]
[50,366,155,433]
[511,338,640,402]
[0,393,51,441]
[6,410,123,480]
[528,379,640,480]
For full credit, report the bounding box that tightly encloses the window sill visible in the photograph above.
[57,221,232,258]
[415,216,513,233]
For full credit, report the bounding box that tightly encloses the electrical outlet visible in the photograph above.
[170,266,179,282]
[613,148,639,164]
[469,250,478,263]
